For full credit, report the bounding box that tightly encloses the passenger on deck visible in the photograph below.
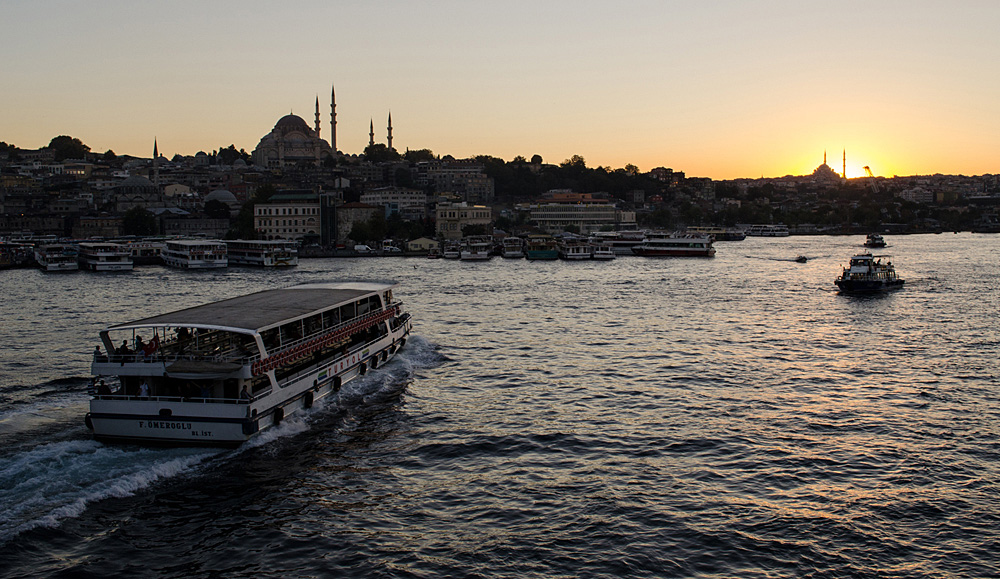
[98,380,112,396]
[139,380,150,398]
[239,385,250,401]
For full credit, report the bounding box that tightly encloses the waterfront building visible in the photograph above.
[360,187,427,220]
[435,201,492,240]
[254,191,321,241]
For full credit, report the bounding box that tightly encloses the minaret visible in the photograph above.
[314,96,321,138]
[153,138,160,189]
[842,149,847,179]
[330,83,337,153]
[824,150,827,165]
[387,111,393,151]
[369,119,375,147]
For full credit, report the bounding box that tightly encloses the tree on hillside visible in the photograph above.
[204,199,232,220]
[363,144,401,163]
[122,206,157,236]
[47,136,90,161]
[403,149,436,163]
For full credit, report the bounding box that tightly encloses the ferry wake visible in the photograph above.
[86,282,412,447]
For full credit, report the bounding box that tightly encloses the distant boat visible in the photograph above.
[524,234,559,260]
[34,244,79,272]
[795,255,808,263]
[631,231,716,257]
[78,242,133,271]
[864,233,887,248]
[835,253,904,293]
[744,224,790,237]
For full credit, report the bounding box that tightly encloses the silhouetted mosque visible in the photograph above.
[251,83,394,169]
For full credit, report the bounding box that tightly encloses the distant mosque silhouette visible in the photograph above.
[812,149,847,181]
[251,82,393,169]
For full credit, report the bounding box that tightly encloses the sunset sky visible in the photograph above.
[3,1,998,179]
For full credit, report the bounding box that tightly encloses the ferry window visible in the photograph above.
[340,303,356,320]
[357,299,371,316]
[304,314,322,336]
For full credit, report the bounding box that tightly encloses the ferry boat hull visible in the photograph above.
[86,282,412,447]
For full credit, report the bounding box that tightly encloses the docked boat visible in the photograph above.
[834,253,904,293]
[864,233,887,248]
[34,244,79,271]
[225,239,298,267]
[161,239,228,269]
[590,242,616,260]
[85,282,412,446]
[524,234,559,260]
[588,231,645,255]
[78,242,133,271]
[685,226,747,241]
[631,232,716,257]
[1,242,36,269]
[426,247,442,259]
[558,237,591,260]
[118,238,166,265]
[501,237,524,259]
[460,237,492,261]
[442,241,462,259]
[744,224,790,237]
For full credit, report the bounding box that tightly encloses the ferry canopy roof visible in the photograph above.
[109,282,395,333]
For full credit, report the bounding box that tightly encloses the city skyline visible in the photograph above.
[3,1,998,180]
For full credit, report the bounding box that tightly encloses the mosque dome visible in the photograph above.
[117,175,155,189]
[205,189,238,206]
[275,114,311,134]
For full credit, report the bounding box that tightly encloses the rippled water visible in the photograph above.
[1,233,998,578]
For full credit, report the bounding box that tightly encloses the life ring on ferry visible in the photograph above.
[304,391,314,408]
[273,407,284,425]
[84,413,93,430]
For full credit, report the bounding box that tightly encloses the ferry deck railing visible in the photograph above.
[96,302,405,369]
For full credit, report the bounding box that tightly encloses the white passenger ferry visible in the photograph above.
[460,237,492,261]
[78,242,134,271]
[501,237,524,259]
[631,231,716,257]
[225,239,298,267]
[161,239,228,269]
[743,224,790,237]
[86,282,412,446]
[34,244,79,271]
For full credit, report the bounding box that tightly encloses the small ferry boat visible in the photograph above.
[558,237,591,260]
[442,241,462,259]
[501,237,524,259]
[524,234,559,260]
[864,233,887,248]
[78,242,133,271]
[426,247,442,259]
[85,282,412,446]
[590,242,616,260]
[460,237,492,261]
[835,253,904,293]
[117,238,166,265]
[685,226,747,241]
[744,224,790,237]
[589,231,645,255]
[631,232,716,257]
[34,244,79,271]
[161,239,228,269]
[225,240,298,267]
